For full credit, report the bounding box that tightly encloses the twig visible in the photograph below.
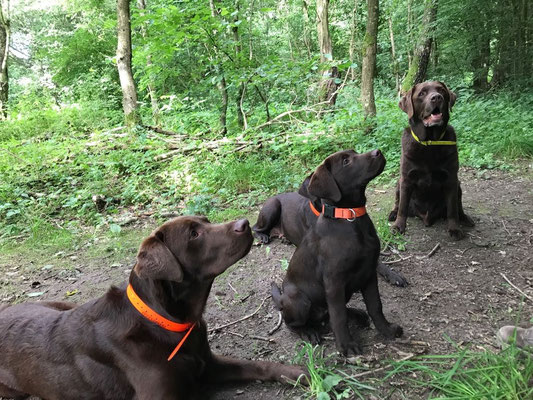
[349,353,416,379]
[253,101,332,130]
[501,220,511,236]
[268,311,283,336]
[382,255,412,265]
[225,331,245,338]
[426,243,441,258]
[500,273,532,302]
[228,282,238,294]
[208,295,271,333]
[250,335,275,343]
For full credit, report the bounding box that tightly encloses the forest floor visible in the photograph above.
[1,165,532,399]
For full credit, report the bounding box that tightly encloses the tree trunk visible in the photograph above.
[209,0,228,134]
[401,0,438,92]
[233,0,245,128]
[388,17,399,94]
[360,0,378,118]
[348,1,359,81]
[137,0,160,126]
[117,0,139,126]
[316,0,338,106]
[302,0,312,59]
[0,0,10,119]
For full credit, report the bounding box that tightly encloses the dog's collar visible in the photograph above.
[410,128,456,146]
[127,283,195,361]
[309,201,366,221]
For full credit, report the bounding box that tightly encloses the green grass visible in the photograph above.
[1,87,532,241]
[294,342,378,399]
[384,343,533,399]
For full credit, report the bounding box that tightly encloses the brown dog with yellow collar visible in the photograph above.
[255,150,403,356]
[389,81,474,239]
[0,217,306,400]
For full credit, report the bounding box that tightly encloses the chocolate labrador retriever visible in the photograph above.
[256,150,403,355]
[0,217,306,400]
[389,81,474,239]
[253,173,407,287]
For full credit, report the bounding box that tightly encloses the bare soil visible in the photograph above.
[1,166,532,399]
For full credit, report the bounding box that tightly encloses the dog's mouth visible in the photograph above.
[423,107,443,127]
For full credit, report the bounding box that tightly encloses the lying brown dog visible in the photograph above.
[389,81,474,239]
[257,150,402,355]
[0,217,306,400]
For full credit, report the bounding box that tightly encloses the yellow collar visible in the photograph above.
[410,128,456,146]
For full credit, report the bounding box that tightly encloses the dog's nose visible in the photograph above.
[371,149,382,157]
[430,93,443,103]
[233,219,249,233]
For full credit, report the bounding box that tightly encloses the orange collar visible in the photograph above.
[309,201,366,221]
[127,283,195,361]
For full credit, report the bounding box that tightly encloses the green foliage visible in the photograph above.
[384,343,533,399]
[294,342,377,399]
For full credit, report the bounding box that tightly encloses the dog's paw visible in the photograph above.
[448,227,465,240]
[380,323,403,339]
[390,221,406,234]
[388,210,398,222]
[460,214,475,227]
[299,329,322,345]
[338,340,363,356]
[254,232,271,244]
[280,365,310,386]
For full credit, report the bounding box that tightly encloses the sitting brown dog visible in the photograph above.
[0,217,306,400]
[259,150,402,356]
[389,81,474,239]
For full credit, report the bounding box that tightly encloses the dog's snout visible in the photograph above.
[371,149,382,157]
[430,93,443,103]
[233,219,249,233]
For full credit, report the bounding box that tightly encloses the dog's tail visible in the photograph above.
[271,282,283,311]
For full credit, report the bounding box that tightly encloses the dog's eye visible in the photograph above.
[342,158,350,166]
[190,230,199,239]
[419,90,426,97]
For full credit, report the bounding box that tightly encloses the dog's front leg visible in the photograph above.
[361,274,403,339]
[324,274,361,355]
[204,354,308,384]
[445,181,464,240]
[391,177,413,234]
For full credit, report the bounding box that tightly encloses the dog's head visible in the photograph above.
[399,81,456,127]
[133,216,253,283]
[305,149,386,205]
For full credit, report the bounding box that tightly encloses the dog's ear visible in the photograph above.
[399,85,416,119]
[134,232,183,282]
[298,173,313,198]
[438,81,456,111]
[307,161,341,202]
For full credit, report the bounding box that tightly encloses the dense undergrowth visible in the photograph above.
[1,86,532,245]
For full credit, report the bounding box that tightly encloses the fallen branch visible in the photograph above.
[382,255,412,265]
[253,100,332,131]
[250,335,275,343]
[426,243,441,258]
[142,125,185,137]
[268,311,283,336]
[208,295,271,333]
[349,352,416,379]
[500,273,532,302]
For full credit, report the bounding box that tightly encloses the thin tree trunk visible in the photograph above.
[302,0,312,59]
[137,0,160,126]
[388,17,399,94]
[117,0,139,126]
[233,0,245,128]
[0,0,10,119]
[348,1,359,81]
[401,0,438,92]
[360,0,379,118]
[316,0,338,106]
[209,0,228,134]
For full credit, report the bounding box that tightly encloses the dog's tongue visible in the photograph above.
[424,113,442,124]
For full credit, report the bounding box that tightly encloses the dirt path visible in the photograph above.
[1,167,532,399]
